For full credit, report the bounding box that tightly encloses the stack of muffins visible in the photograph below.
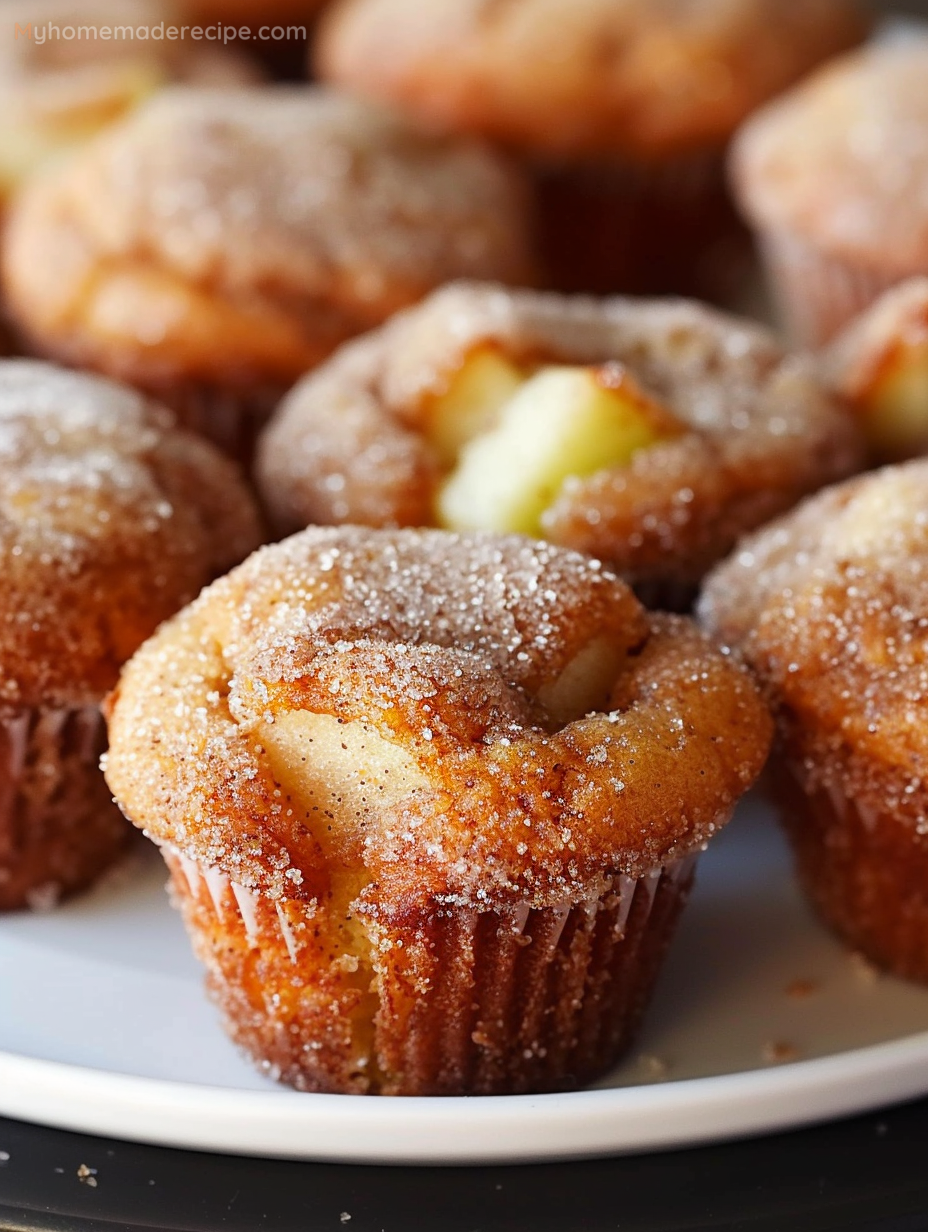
[5,0,928,1101]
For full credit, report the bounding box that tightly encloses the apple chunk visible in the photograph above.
[436,363,681,536]
[256,711,430,861]
[425,345,527,466]
[858,343,928,460]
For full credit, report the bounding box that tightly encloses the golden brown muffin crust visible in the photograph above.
[317,0,866,161]
[699,461,928,824]
[1,88,534,390]
[732,42,928,275]
[0,360,262,710]
[105,526,772,911]
[256,282,862,593]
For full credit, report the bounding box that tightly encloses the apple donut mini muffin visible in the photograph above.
[700,460,928,983]
[104,526,771,1095]
[317,0,866,298]
[1,87,535,462]
[256,282,862,609]
[0,359,262,911]
[821,278,928,464]
[0,0,261,209]
[732,41,928,347]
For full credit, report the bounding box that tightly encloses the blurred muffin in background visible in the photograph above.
[316,0,867,300]
[822,278,928,464]
[732,40,928,348]
[1,87,535,463]
[0,0,261,208]
[256,281,862,609]
[700,461,928,983]
[0,360,262,912]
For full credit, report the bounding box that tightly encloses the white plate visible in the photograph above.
[2,795,928,1164]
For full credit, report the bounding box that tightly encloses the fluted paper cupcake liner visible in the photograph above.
[776,762,928,983]
[0,704,130,911]
[533,150,748,302]
[162,845,696,1096]
[759,231,902,348]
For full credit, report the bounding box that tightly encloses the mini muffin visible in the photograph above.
[256,282,862,609]
[105,526,771,1095]
[317,0,866,298]
[1,88,535,462]
[0,0,261,209]
[821,277,928,464]
[732,40,928,348]
[0,359,262,911]
[700,461,928,983]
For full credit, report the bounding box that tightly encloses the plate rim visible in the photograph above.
[4,1029,928,1164]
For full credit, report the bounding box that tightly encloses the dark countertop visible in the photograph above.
[2,1096,928,1232]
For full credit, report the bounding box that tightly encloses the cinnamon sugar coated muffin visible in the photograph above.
[0,360,262,910]
[0,0,261,207]
[700,461,928,982]
[104,526,772,1095]
[256,283,862,607]
[317,0,866,296]
[732,41,928,347]
[1,87,534,461]
[822,278,928,463]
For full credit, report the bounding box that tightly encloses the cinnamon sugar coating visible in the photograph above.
[1,88,534,409]
[105,526,770,1091]
[732,41,928,276]
[256,282,861,598]
[0,0,261,204]
[0,360,262,711]
[700,462,928,978]
[317,0,866,162]
[105,527,771,910]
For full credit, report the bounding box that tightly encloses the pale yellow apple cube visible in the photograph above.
[436,364,678,537]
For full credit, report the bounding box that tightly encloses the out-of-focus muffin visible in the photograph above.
[732,40,928,347]
[1,87,535,463]
[317,0,867,298]
[105,525,771,1095]
[0,0,261,208]
[822,277,928,463]
[700,461,928,982]
[256,282,862,608]
[0,359,262,911]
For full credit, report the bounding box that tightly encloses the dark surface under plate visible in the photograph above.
[2,1097,928,1232]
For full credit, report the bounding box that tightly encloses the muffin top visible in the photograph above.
[0,360,262,710]
[256,282,861,593]
[0,0,261,197]
[1,88,534,387]
[820,278,928,462]
[732,41,928,273]
[699,461,928,813]
[104,526,771,911]
[317,0,866,162]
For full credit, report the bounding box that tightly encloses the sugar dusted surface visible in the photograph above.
[106,525,771,910]
[699,460,928,824]
[2,87,534,387]
[257,282,861,591]
[0,360,262,708]
[733,42,928,272]
[318,0,865,160]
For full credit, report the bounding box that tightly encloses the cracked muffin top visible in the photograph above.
[104,525,772,911]
[256,282,862,598]
[0,359,262,709]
